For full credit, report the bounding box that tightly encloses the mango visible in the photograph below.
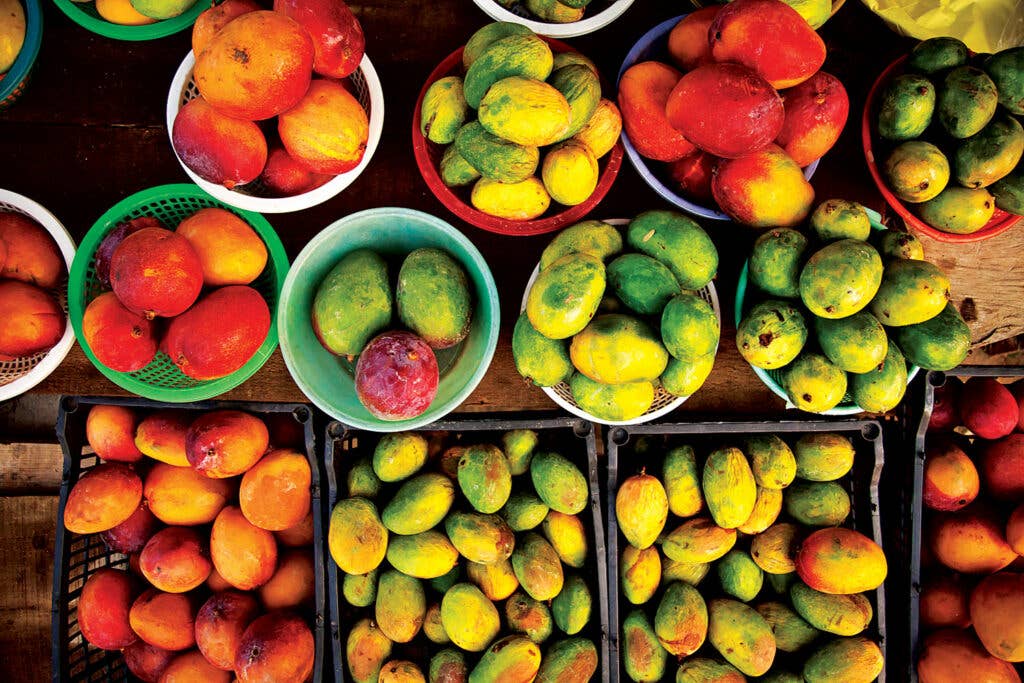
[908,37,968,74]
[277,77,369,175]
[396,248,471,349]
[708,0,825,89]
[813,311,888,376]
[373,432,429,482]
[512,313,572,388]
[707,598,776,676]
[810,199,870,242]
[756,601,819,652]
[470,174,550,218]
[100,502,158,555]
[749,229,807,299]
[661,353,715,397]
[429,649,467,683]
[375,570,426,643]
[506,592,554,644]
[623,610,667,682]
[850,342,908,412]
[143,462,231,526]
[358,330,441,417]
[348,457,382,498]
[893,301,970,371]
[606,254,680,317]
[655,581,709,657]
[457,444,512,514]
[736,300,807,370]
[343,568,379,607]
[703,447,757,529]
[737,486,784,535]
[111,227,202,319]
[234,612,314,683]
[347,618,393,683]
[184,409,269,479]
[0,212,64,289]
[421,77,468,145]
[552,51,596,72]
[663,517,738,564]
[535,638,598,683]
[139,527,211,594]
[511,532,565,601]
[445,512,515,564]
[782,352,847,413]
[937,66,999,138]
[127,588,195,652]
[77,568,139,651]
[210,506,277,591]
[441,583,500,652]
[570,314,669,385]
[541,511,587,568]
[456,121,540,184]
[618,61,697,162]
[570,374,655,422]
[273,0,363,79]
[667,7,719,70]
[713,144,816,227]
[621,545,661,605]
[96,0,157,25]
[954,114,1024,189]
[386,531,459,579]
[551,574,591,635]
[876,229,925,260]
[969,571,1024,662]
[676,658,746,683]
[615,472,669,549]
[176,208,266,286]
[1,281,66,360]
[258,145,333,196]
[884,140,950,203]
[784,480,851,526]
[800,239,883,319]
[796,527,887,594]
[780,70,851,165]
[129,0,196,19]
[549,65,601,141]
[526,252,605,340]
[661,292,719,363]
[663,446,704,517]
[463,22,533,70]
[877,74,936,141]
[745,435,797,490]
[572,98,622,159]
[440,145,481,187]
[464,34,553,109]
[717,549,764,602]
[541,141,598,206]
[669,150,717,204]
[172,97,268,189]
[479,77,570,147]
[468,636,541,683]
[382,473,455,535]
[871,258,950,326]
[750,523,801,574]
[663,558,712,586]
[466,559,519,601]
[803,636,883,682]
[790,582,872,636]
[985,46,1024,114]
[379,661,426,683]
[794,433,855,481]
[503,492,550,531]
[918,187,996,234]
[540,220,622,270]
[626,210,717,290]
[531,451,588,515]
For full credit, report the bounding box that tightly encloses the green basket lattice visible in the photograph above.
[69,184,288,402]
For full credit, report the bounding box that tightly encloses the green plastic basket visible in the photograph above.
[734,207,920,415]
[68,184,288,402]
[53,0,205,41]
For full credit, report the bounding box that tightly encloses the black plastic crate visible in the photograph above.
[605,419,887,683]
[907,367,1024,683]
[324,415,610,683]
[51,396,326,683]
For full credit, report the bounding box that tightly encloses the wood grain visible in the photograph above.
[0,444,63,494]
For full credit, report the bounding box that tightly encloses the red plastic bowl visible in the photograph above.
[862,55,1021,243]
[412,38,623,237]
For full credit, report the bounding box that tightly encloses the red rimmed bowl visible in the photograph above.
[862,55,1021,243]
[412,37,623,237]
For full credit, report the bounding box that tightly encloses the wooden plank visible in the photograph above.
[0,444,63,494]
[0,496,56,681]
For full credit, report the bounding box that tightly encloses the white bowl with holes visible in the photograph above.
[473,0,635,38]
[165,52,385,214]
[0,189,77,401]
[520,219,721,426]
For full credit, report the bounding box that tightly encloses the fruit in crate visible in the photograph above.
[513,213,720,422]
[421,23,619,221]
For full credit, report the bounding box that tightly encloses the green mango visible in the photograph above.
[445,511,515,564]
[850,341,909,412]
[984,46,1024,114]
[627,210,718,289]
[623,610,668,682]
[790,582,872,636]
[421,76,468,144]
[717,549,764,602]
[549,65,602,141]
[130,0,194,19]
[569,373,655,422]
[907,36,968,73]
[703,447,757,530]
[313,249,391,357]
[661,292,719,362]
[386,531,459,579]
[503,429,538,476]
[749,228,809,298]
[745,435,797,490]
[876,74,936,141]
[884,141,950,203]
[530,451,588,515]
[535,638,598,683]
[937,66,999,138]
[784,480,851,526]
[343,568,379,607]
[607,253,680,315]
[539,220,623,270]
[375,570,426,643]
[523,0,584,22]
[469,636,542,683]
[455,121,539,183]
[737,486,784,535]
[794,433,855,481]
[662,517,737,564]
[662,557,711,586]
[661,353,715,397]
[429,565,462,593]
[655,581,709,656]
[442,583,502,653]
[875,229,924,260]
[479,77,571,147]
[782,352,848,414]
[462,22,533,69]
[799,239,883,319]
[457,444,512,514]
[347,457,382,498]
[675,658,746,683]
[707,598,776,676]
[346,618,393,683]
[526,252,606,340]
[663,445,704,517]
[766,571,797,595]
[440,145,481,187]
[552,51,597,73]
[551,574,592,635]
[570,314,669,384]
[397,248,471,349]
[373,432,429,482]
[512,313,572,388]
[511,532,565,601]
[464,34,553,108]
[803,636,884,683]
[503,492,550,531]
[892,301,970,371]
[755,601,820,652]
[382,473,456,535]
[810,199,872,241]
[870,258,950,326]
[814,310,888,374]
[621,544,661,605]
[954,114,1024,189]
[736,300,807,370]
[991,162,1024,214]
[429,649,467,683]
[506,591,554,644]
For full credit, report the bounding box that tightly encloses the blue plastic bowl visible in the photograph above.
[0,0,42,110]
[617,14,820,222]
[278,208,501,433]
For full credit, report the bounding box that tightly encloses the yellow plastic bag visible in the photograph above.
[861,0,1024,53]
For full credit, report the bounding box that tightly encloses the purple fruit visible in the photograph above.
[355,331,439,420]
[94,217,163,288]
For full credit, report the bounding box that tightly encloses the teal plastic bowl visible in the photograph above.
[734,207,920,415]
[278,208,500,432]
[0,0,42,110]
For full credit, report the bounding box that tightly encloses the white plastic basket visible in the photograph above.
[0,189,77,401]
[165,51,385,214]
[519,219,721,426]
[473,0,635,38]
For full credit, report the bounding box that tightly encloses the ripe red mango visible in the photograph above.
[665,62,784,159]
[775,71,849,167]
[355,331,439,420]
[709,0,826,89]
[259,147,333,197]
[110,227,203,319]
[668,150,717,203]
[666,6,720,71]
[173,97,268,189]
[94,217,162,289]
[711,144,814,227]
[961,377,1018,440]
[618,61,696,162]
[82,292,158,373]
[930,376,962,432]
[981,434,1024,502]
[274,0,365,79]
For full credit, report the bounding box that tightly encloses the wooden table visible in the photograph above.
[0,0,1022,679]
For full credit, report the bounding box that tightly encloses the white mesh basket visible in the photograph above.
[0,189,76,401]
[520,219,721,426]
[165,51,385,214]
[472,0,636,38]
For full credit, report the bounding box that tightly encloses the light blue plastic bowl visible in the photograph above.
[278,208,501,432]
[617,14,820,222]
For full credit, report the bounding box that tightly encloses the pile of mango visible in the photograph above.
[917,376,1024,681]
[83,0,198,27]
[513,212,720,422]
[420,22,622,220]
[327,429,601,683]
[491,0,602,25]
[614,431,887,682]
[737,198,969,414]
[312,247,473,421]
[875,38,1023,234]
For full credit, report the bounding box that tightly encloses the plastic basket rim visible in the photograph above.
[518,218,722,426]
[52,0,205,41]
[617,14,820,222]
[67,183,288,402]
[277,206,501,433]
[411,38,624,237]
[733,207,922,415]
[0,0,42,105]
[166,51,386,214]
[0,189,77,401]
[861,55,1021,243]
[470,0,636,38]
